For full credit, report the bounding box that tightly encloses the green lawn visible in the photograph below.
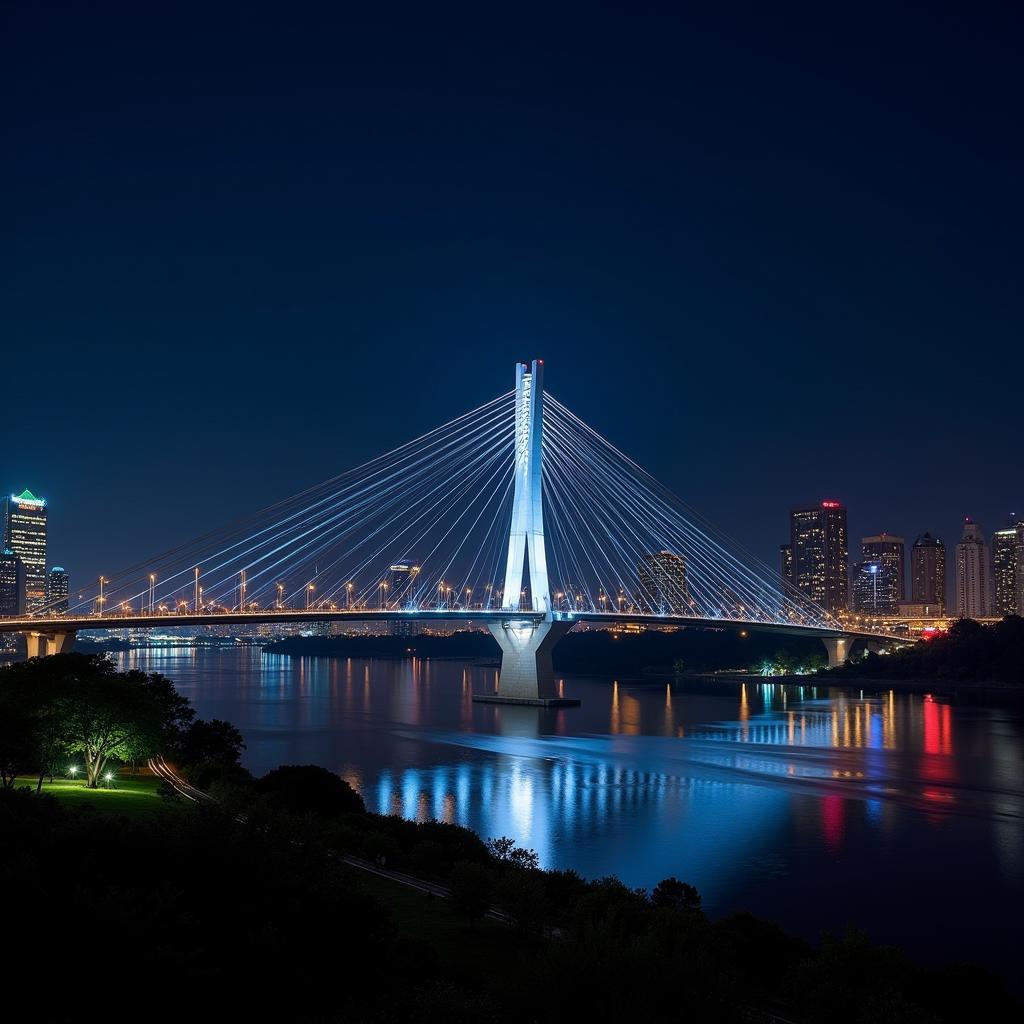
[13,774,173,820]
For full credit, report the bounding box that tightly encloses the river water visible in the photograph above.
[113,647,1023,980]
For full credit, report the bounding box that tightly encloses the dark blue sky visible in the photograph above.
[4,2,1022,590]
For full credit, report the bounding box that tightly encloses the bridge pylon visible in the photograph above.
[24,629,77,658]
[478,360,578,706]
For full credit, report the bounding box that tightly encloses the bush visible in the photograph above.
[256,764,365,817]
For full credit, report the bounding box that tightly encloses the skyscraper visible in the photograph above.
[955,518,991,619]
[638,551,689,614]
[2,490,48,611]
[0,548,26,616]
[992,518,1024,616]
[787,501,848,615]
[779,543,793,583]
[47,566,70,613]
[851,559,899,615]
[387,560,421,609]
[911,533,946,612]
[859,533,905,612]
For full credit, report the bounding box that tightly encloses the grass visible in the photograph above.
[12,774,174,821]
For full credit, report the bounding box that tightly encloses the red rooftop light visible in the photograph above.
[821,500,841,509]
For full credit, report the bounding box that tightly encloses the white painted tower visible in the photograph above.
[502,360,550,612]
[478,360,576,705]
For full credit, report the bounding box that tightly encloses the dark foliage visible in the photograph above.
[832,615,1024,685]
[650,875,701,911]
[173,717,248,788]
[1,782,1018,1023]
[257,763,366,816]
[264,627,826,675]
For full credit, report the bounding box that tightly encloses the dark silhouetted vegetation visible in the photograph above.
[257,763,366,816]
[266,626,829,676]
[2,654,1019,1021]
[833,616,1024,686]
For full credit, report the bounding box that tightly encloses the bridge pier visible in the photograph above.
[475,618,578,706]
[821,636,854,668]
[23,630,77,659]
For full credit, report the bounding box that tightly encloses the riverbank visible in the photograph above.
[7,760,1018,1021]
[262,627,830,676]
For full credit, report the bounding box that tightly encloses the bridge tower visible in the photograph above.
[478,360,576,706]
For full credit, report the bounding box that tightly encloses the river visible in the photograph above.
[112,646,1023,981]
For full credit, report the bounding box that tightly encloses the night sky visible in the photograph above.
[4,3,1022,592]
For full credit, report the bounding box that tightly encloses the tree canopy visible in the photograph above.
[0,653,198,788]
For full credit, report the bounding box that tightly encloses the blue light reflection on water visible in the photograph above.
[110,647,1024,978]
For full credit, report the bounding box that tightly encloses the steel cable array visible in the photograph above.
[45,386,832,629]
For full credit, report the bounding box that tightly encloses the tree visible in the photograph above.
[486,836,517,862]
[651,877,701,913]
[176,718,245,769]
[60,672,168,787]
[495,871,547,933]
[449,861,495,929]
[0,654,197,790]
[0,700,36,790]
[257,765,365,817]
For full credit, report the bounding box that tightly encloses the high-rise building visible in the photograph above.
[0,548,26,616]
[911,533,946,612]
[638,551,689,614]
[991,518,1024,616]
[851,559,900,615]
[955,518,991,619]
[47,566,70,613]
[859,533,905,612]
[780,543,793,583]
[386,561,421,609]
[2,490,48,610]
[787,500,848,614]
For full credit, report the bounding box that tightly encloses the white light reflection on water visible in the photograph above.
[103,647,1024,978]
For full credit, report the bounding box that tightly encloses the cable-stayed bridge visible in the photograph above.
[1,361,895,703]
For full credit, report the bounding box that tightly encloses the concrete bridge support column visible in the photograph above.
[23,630,77,659]
[822,636,854,668]
[475,618,578,706]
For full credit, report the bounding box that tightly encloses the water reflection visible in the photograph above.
[110,648,1024,977]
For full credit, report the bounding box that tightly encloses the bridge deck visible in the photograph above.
[0,608,907,643]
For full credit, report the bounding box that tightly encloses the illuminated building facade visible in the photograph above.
[955,518,991,618]
[779,543,793,583]
[2,490,48,611]
[638,550,689,614]
[786,501,848,614]
[851,559,899,615]
[0,548,26,616]
[47,566,69,613]
[911,533,946,612]
[386,561,421,609]
[992,520,1024,616]
[991,520,1024,614]
[859,533,905,612]
[386,561,420,634]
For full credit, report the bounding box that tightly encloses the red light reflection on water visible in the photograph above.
[921,695,954,807]
[821,794,844,852]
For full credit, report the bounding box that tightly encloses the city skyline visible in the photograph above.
[6,473,1017,619]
